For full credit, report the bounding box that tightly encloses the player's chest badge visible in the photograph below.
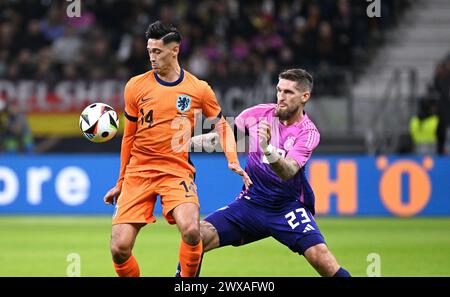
[283,136,296,151]
[176,94,191,113]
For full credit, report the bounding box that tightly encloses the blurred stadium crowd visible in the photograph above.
[1,0,410,87]
[2,0,450,155]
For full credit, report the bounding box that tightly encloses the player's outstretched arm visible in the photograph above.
[201,83,252,188]
[258,120,301,180]
[104,117,137,205]
[211,117,252,189]
[228,162,253,189]
[190,132,219,152]
[266,155,300,180]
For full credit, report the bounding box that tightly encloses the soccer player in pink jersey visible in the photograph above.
[177,69,350,277]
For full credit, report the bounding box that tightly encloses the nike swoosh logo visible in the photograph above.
[141,97,152,102]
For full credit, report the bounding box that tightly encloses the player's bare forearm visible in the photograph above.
[269,156,300,180]
[190,132,218,152]
[210,117,252,188]
[257,120,300,180]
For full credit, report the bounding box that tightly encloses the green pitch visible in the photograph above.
[0,216,449,276]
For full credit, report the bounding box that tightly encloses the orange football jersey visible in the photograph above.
[121,68,226,177]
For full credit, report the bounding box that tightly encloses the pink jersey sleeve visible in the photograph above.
[286,127,320,168]
[235,104,275,132]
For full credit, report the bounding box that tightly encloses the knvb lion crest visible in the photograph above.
[176,95,191,113]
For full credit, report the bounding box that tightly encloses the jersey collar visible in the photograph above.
[154,68,184,86]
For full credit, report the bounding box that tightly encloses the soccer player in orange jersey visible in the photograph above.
[103,20,252,277]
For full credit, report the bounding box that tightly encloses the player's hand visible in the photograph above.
[228,162,253,190]
[104,186,121,205]
[258,120,271,152]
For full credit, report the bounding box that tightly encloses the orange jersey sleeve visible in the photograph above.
[116,80,138,189]
[201,83,222,118]
[201,83,239,164]
[124,79,138,119]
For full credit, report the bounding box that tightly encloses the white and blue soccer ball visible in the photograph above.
[79,103,119,143]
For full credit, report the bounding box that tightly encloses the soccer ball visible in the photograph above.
[79,103,119,143]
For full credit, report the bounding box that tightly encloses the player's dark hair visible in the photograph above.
[145,20,181,44]
[279,69,313,93]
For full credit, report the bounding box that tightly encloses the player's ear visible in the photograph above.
[301,92,311,104]
[171,43,180,57]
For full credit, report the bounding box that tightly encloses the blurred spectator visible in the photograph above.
[39,4,65,42]
[188,47,210,78]
[332,0,353,66]
[0,100,34,154]
[0,50,7,76]
[52,25,82,64]
[409,99,440,155]
[0,100,7,142]
[316,21,335,66]
[16,49,35,78]
[23,19,51,52]
[122,34,150,76]
[430,53,450,154]
[0,21,20,57]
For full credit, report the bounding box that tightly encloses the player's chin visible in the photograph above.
[275,108,288,119]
